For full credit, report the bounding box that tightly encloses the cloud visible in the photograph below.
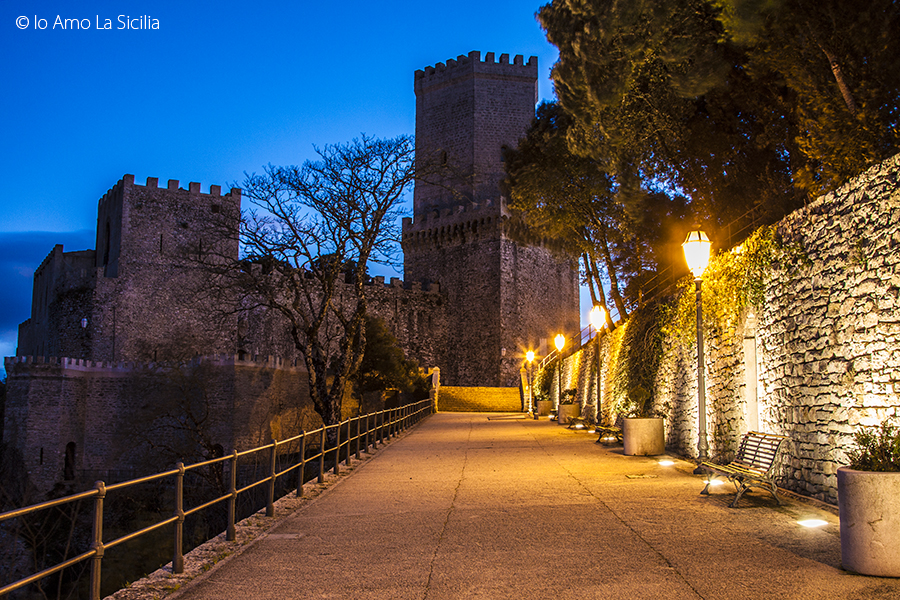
[0,229,95,369]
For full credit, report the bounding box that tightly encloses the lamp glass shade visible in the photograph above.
[526,351,535,363]
[554,334,565,352]
[682,229,712,278]
[589,305,606,330]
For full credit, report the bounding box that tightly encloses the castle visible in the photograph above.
[3,51,579,493]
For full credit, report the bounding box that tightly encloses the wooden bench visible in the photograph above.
[567,414,599,430]
[700,431,789,508]
[594,425,623,443]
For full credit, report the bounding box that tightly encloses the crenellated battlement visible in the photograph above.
[98,174,241,209]
[401,196,512,247]
[414,50,538,93]
[364,275,440,294]
[4,353,308,373]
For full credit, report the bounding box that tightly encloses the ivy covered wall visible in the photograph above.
[546,153,900,504]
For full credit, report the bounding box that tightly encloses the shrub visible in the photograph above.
[848,419,900,472]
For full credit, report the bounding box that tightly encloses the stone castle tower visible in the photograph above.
[402,51,580,387]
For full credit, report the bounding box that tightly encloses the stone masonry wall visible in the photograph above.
[752,154,900,502]
[544,154,900,504]
[3,355,314,494]
[406,51,580,386]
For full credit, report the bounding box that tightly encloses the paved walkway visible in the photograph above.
[171,413,900,600]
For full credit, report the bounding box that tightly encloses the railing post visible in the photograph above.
[227,450,237,542]
[333,420,341,476]
[376,410,383,447]
[297,431,306,497]
[89,480,106,600]
[267,440,277,517]
[318,427,326,484]
[355,416,361,460]
[174,462,185,574]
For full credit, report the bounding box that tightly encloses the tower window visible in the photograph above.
[64,442,76,481]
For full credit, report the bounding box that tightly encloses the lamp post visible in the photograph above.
[526,350,535,415]
[682,227,712,466]
[554,334,565,414]
[589,305,606,425]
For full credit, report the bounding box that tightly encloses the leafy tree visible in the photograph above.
[537,0,898,231]
[714,0,900,195]
[357,315,427,397]
[504,101,688,314]
[203,135,431,442]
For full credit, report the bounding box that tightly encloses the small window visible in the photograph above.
[211,204,220,213]
[500,145,509,162]
[440,150,448,165]
[64,442,76,481]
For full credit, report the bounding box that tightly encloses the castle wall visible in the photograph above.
[17,176,243,364]
[2,355,313,494]
[96,175,241,362]
[406,51,580,386]
[413,50,538,214]
[17,245,98,359]
[499,240,580,383]
[404,207,504,385]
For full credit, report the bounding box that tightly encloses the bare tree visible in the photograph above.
[204,135,426,442]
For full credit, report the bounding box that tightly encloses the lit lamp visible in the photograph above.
[526,350,535,416]
[554,334,565,414]
[682,227,712,467]
[589,305,606,425]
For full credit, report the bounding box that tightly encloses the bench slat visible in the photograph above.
[700,431,789,508]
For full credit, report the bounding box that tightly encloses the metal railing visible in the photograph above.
[0,399,433,599]
[537,320,612,373]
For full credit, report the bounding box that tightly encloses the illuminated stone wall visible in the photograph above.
[551,154,900,504]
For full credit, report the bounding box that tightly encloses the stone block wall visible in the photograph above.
[413,50,538,214]
[544,154,900,504]
[437,386,522,412]
[2,355,313,494]
[751,154,900,502]
[406,51,580,388]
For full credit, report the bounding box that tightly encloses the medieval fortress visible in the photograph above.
[4,51,580,492]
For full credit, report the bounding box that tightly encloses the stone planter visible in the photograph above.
[536,400,553,417]
[622,417,665,456]
[558,403,581,425]
[837,467,900,577]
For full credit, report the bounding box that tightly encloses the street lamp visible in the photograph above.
[525,350,535,415]
[554,334,565,414]
[589,305,606,425]
[682,227,712,467]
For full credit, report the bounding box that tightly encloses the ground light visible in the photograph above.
[797,519,828,528]
[658,460,675,466]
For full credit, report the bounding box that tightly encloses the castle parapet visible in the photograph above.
[414,50,538,93]
[98,175,241,210]
[4,353,309,373]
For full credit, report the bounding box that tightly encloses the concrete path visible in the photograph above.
[171,413,900,600]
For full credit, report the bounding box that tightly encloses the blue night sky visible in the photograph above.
[0,0,578,374]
